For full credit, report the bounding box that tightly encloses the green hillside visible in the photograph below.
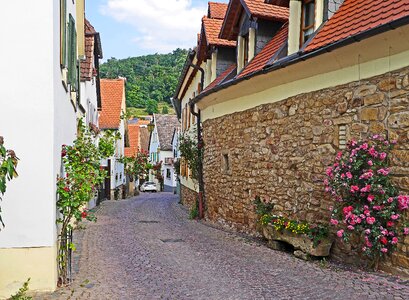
[100,49,188,115]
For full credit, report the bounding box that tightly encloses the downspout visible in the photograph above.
[188,63,205,219]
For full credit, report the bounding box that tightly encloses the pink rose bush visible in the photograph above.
[325,135,409,259]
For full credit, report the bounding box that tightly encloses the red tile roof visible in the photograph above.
[242,0,289,21]
[99,79,125,129]
[220,0,289,39]
[204,64,236,92]
[80,19,96,82]
[124,123,140,157]
[203,17,237,47]
[238,23,288,78]
[306,0,409,52]
[139,127,150,154]
[208,2,228,19]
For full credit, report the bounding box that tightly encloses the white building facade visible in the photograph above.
[0,0,92,296]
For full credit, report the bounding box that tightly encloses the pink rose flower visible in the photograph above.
[337,229,344,238]
[350,185,359,193]
[404,228,409,235]
[367,195,375,202]
[379,152,387,160]
[367,160,373,166]
[387,221,395,227]
[377,168,389,176]
[391,214,400,220]
[347,225,355,231]
[397,195,409,210]
[366,217,376,225]
[381,248,388,253]
[360,185,371,193]
[346,172,352,179]
[387,197,394,203]
[364,229,371,235]
[330,219,338,225]
[391,237,398,245]
[372,206,381,211]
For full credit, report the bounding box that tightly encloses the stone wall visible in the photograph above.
[181,185,198,210]
[202,66,409,274]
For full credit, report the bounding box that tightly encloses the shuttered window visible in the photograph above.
[67,14,78,91]
[60,0,67,67]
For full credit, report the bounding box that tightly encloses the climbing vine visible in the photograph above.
[0,136,18,229]
[179,133,203,181]
[56,120,116,285]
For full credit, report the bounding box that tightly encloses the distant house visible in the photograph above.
[99,78,126,199]
[148,114,180,192]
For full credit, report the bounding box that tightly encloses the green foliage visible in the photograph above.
[119,152,150,181]
[98,130,121,158]
[126,104,175,119]
[189,203,199,220]
[56,119,116,284]
[100,49,188,109]
[9,278,32,300]
[161,105,169,114]
[179,133,202,181]
[253,196,329,247]
[146,99,159,115]
[0,136,18,228]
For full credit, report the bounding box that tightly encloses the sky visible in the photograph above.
[86,0,229,61]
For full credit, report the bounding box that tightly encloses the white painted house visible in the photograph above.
[99,79,126,200]
[149,114,180,192]
[80,19,103,208]
[0,0,98,296]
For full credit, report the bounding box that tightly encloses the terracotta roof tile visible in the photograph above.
[139,127,150,154]
[242,0,289,21]
[124,123,140,157]
[238,23,288,78]
[208,2,228,19]
[154,114,180,151]
[203,17,236,47]
[99,79,125,129]
[80,19,96,81]
[204,64,236,92]
[306,0,409,52]
[220,0,289,39]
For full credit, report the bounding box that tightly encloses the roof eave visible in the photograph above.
[192,15,409,105]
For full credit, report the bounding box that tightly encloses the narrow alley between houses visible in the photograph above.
[38,193,409,300]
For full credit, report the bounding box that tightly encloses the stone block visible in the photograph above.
[294,250,310,261]
[369,122,385,134]
[361,108,379,121]
[354,85,377,98]
[388,112,409,129]
[363,93,385,105]
[351,123,368,133]
[378,78,396,91]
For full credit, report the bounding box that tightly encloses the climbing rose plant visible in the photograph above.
[56,120,117,284]
[0,136,18,228]
[119,151,150,182]
[325,135,409,263]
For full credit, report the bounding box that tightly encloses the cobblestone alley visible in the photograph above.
[37,193,409,300]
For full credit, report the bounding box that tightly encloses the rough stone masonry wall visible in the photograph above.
[202,66,409,274]
[181,184,198,210]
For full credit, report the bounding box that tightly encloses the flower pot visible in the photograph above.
[262,225,333,257]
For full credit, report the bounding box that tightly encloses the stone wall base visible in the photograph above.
[181,185,198,210]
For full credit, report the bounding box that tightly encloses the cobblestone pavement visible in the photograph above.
[35,193,409,300]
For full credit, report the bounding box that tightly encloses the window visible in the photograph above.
[222,153,231,175]
[166,169,171,179]
[300,0,315,46]
[243,34,249,66]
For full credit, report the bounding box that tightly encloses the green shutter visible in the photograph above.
[60,0,67,67]
[67,14,78,91]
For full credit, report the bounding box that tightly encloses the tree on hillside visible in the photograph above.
[146,100,158,115]
[100,49,188,109]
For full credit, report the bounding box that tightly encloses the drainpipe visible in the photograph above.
[189,62,205,219]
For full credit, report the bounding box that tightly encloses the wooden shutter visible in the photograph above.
[68,14,78,91]
[60,0,67,67]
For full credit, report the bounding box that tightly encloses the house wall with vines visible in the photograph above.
[202,65,409,275]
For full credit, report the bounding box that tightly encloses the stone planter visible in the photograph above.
[262,225,333,259]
